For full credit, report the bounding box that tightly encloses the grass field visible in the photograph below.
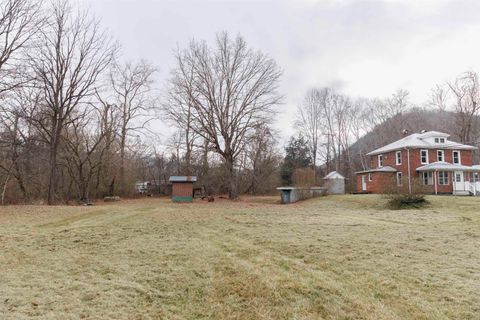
[1,195,480,319]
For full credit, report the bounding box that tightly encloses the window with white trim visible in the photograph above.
[378,155,383,168]
[453,151,461,164]
[396,172,402,186]
[437,150,445,162]
[368,173,372,181]
[438,171,449,185]
[396,151,402,165]
[421,172,433,185]
[420,150,428,164]
[474,173,480,182]
[435,137,445,143]
[455,172,462,183]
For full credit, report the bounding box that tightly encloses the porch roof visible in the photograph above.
[355,166,397,174]
[416,161,480,172]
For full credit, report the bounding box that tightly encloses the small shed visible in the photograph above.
[169,176,197,202]
[323,171,345,194]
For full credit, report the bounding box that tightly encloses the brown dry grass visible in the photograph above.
[1,195,480,319]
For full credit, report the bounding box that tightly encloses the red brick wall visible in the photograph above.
[360,148,475,194]
[172,182,193,197]
[356,172,395,193]
[371,149,474,171]
[370,149,474,184]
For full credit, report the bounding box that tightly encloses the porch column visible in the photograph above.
[453,171,456,196]
[434,170,438,195]
[474,172,477,195]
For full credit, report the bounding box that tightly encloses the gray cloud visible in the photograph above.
[79,0,480,142]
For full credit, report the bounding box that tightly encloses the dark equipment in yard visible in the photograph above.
[169,176,197,202]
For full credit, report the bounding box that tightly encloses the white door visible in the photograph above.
[361,175,367,191]
[474,173,480,194]
[454,171,465,191]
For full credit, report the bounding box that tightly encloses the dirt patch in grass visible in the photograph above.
[1,195,480,319]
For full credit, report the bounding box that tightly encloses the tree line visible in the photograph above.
[0,0,158,204]
[1,0,480,204]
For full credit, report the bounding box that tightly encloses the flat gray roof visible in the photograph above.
[168,176,197,182]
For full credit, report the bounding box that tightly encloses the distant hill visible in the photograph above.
[351,109,459,161]
[349,108,480,166]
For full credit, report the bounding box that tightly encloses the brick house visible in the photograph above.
[356,131,480,195]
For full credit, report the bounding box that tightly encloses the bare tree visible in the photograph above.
[0,0,42,94]
[92,91,118,197]
[243,125,279,194]
[62,111,109,201]
[28,1,116,204]
[429,84,449,111]
[296,89,322,184]
[110,60,156,194]
[447,71,480,144]
[164,32,283,199]
[368,89,410,126]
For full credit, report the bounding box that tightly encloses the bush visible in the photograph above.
[386,193,429,210]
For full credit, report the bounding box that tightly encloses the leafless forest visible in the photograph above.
[1,0,479,204]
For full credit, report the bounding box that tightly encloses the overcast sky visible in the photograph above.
[78,0,480,144]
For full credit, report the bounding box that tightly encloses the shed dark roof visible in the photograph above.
[168,176,197,182]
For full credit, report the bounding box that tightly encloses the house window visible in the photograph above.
[420,150,428,164]
[438,171,449,185]
[435,137,445,143]
[434,138,439,143]
[474,173,480,182]
[378,155,383,168]
[368,173,372,181]
[396,151,402,165]
[437,150,445,162]
[453,151,461,164]
[396,172,402,186]
[455,172,462,183]
[421,172,433,185]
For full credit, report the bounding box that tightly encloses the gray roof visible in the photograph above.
[323,171,345,180]
[367,131,477,156]
[416,162,480,172]
[168,176,197,182]
[355,166,397,174]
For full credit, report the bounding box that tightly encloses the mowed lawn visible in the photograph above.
[1,196,480,319]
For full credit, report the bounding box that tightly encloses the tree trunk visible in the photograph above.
[1,174,11,205]
[225,155,238,199]
[119,126,126,195]
[109,176,116,196]
[47,139,59,205]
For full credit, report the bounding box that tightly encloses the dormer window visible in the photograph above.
[434,137,445,143]
[378,155,383,168]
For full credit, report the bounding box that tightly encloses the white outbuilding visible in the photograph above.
[323,171,346,194]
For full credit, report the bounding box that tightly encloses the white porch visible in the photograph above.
[417,162,480,196]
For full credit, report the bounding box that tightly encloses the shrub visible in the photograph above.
[386,193,428,210]
[384,176,429,210]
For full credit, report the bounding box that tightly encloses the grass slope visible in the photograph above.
[1,195,480,319]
